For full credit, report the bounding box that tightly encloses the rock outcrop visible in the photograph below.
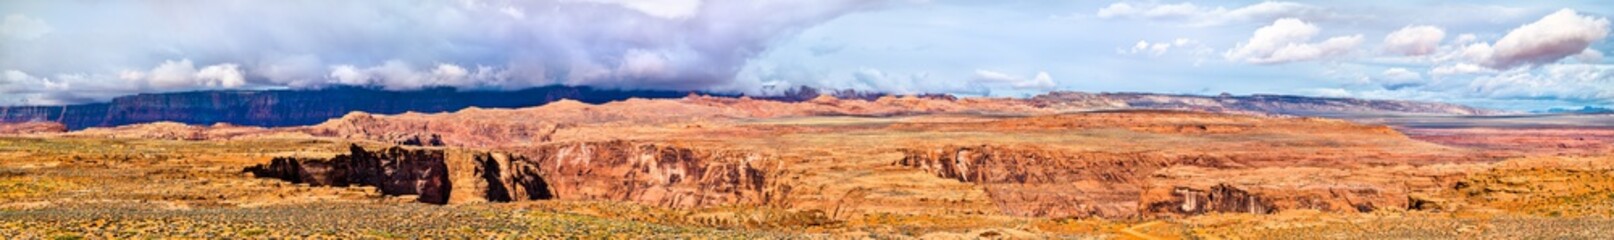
[245,145,457,204]
[244,145,555,204]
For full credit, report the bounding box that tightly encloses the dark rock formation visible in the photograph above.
[1,86,703,130]
[245,145,455,204]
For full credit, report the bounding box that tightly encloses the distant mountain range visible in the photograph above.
[0,86,1505,130]
[1039,92,1506,116]
[0,86,702,130]
[1538,106,1614,114]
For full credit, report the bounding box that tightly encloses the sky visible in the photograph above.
[0,0,1610,110]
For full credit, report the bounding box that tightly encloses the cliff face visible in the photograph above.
[0,86,697,130]
[898,145,1460,218]
[245,142,777,208]
[897,145,1190,218]
[515,141,780,208]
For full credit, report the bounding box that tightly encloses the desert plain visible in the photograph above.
[1,93,1613,239]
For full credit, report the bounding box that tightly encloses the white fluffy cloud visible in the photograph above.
[135,59,246,89]
[1224,18,1363,64]
[1382,26,1445,56]
[1430,63,1497,77]
[972,70,1055,90]
[1095,1,1326,26]
[327,61,489,91]
[0,15,51,40]
[1483,9,1610,69]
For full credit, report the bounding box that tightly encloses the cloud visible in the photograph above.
[325,61,493,91]
[1576,49,1604,64]
[834,68,939,94]
[0,0,889,104]
[1430,63,1497,77]
[972,70,1055,90]
[137,59,247,89]
[1095,1,1330,26]
[1224,18,1363,64]
[1382,26,1445,56]
[1466,64,1614,103]
[1,69,142,105]
[0,15,51,40]
[1482,9,1610,69]
[1376,68,1423,89]
[571,0,703,19]
[1121,38,1207,56]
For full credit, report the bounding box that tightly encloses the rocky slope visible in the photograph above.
[0,121,65,134]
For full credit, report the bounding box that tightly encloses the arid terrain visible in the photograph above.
[1,92,1611,239]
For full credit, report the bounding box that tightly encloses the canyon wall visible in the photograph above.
[246,142,778,208]
[898,145,1458,218]
[897,145,1189,218]
[515,141,780,208]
